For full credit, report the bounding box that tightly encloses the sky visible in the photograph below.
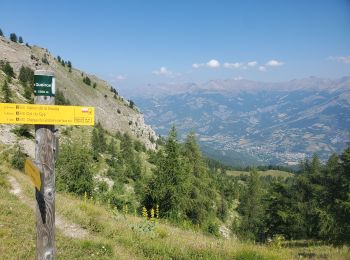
[1,0,350,91]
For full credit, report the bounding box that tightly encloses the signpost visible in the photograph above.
[0,103,94,125]
[0,70,95,260]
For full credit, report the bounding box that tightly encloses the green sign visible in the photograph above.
[34,75,55,96]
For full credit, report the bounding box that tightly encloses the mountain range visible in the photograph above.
[122,77,350,166]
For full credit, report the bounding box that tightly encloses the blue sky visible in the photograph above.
[1,0,350,90]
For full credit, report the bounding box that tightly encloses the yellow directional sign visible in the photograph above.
[0,103,94,125]
[24,159,41,190]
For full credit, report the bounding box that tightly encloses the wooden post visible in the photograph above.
[34,70,56,260]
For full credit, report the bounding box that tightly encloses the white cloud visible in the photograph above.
[247,61,258,67]
[224,62,242,69]
[193,59,220,69]
[234,76,243,80]
[192,63,202,69]
[258,66,266,72]
[109,74,127,83]
[207,59,220,68]
[152,66,173,76]
[266,59,284,67]
[329,56,350,64]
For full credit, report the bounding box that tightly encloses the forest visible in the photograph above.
[50,123,350,244]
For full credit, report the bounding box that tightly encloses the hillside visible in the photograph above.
[1,165,349,259]
[0,35,157,150]
[122,77,350,166]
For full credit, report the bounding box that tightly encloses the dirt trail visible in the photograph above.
[8,175,89,239]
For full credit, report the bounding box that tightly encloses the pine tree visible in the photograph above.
[0,28,3,37]
[9,33,17,42]
[238,170,265,241]
[144,126,190,219]
[2,80,12,103]
[183,132,216,224]
[18,36,23,43]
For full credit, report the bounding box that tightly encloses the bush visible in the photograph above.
[18,36,23,43]
[0,60,16,78]
[83,76,91,86]
[0,29,3,37]
[55,89,70,105]
[56,143,94,196]
[11,125,33,138]
[11,146,26,170]
[19,66,34,83]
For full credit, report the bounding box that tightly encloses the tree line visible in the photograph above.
[53,124,350,243]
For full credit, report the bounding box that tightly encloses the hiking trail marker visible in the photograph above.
[24,159,41,190]
[0,103,94,125]
[0,70,95,260]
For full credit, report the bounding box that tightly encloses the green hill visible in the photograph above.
[1,165,348,259]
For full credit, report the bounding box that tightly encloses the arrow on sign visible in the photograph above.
[24,159,41,190]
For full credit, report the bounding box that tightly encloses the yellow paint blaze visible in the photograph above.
[24,159,41,190]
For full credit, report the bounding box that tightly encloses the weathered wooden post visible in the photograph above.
[34,70,56,260]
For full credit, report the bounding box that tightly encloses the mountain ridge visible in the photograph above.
[126,77,350,166]
[0,35,157,149]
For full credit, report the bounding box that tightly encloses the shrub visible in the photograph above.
[56,142,94,196]
[11,146,26,170]
[41,54,49,65]
[0,29,3,37]
[11,125,33,138]
[18,36,23,43]
[83,76,91,86]
[18,66,34,83]
[55,89,70,105]
[0,60,16,78]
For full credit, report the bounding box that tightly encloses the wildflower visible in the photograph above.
[142,206,148,220]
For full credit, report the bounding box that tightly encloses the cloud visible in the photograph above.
[193,59,220,69]
[234,76,243,80]
[329,56,350,64]
[266,59,284,67]
[224,62,242,69]
[207,59,220,68]
[247,61,258,67]
[109,74,127,83]
[258,66,266,72]
[152,66,173,76]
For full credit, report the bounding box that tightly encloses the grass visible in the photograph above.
[226,169,294,178]
[0,164,349,259]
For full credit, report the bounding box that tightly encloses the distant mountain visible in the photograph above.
[124,77,350,166]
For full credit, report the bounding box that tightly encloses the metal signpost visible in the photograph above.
[0,70,94,260]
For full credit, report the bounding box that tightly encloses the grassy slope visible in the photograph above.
[226,169,294,178]
[0,165,349,259]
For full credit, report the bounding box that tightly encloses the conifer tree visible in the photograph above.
[144,126,190,219]
[18,36,23,43]
[9,33,17,42]
[238,170,265,241]
[2,80,12,103]
[0,29,3,37]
